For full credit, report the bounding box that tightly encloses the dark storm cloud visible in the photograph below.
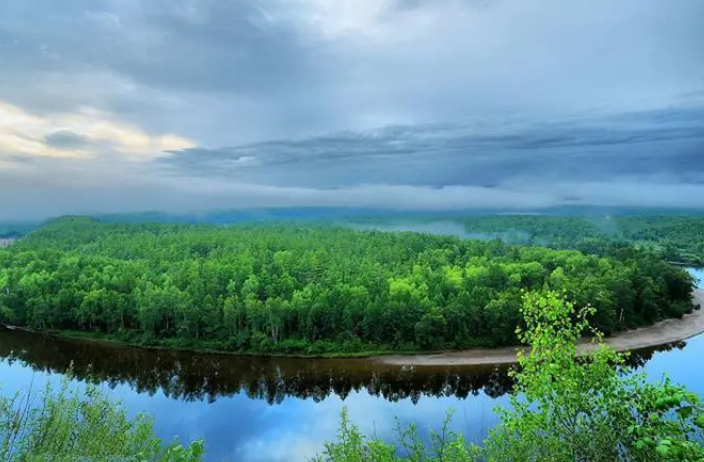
[73,1,319,97]
[160,105,704,188]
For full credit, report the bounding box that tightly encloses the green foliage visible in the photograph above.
[484,290,704,462]
[0,377,204,462]
[0,217,695,354]
[312,408,479,462]
[317,291,704,462]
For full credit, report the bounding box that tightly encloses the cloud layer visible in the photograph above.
[1,0,703,220]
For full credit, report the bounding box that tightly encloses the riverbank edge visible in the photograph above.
[0,326,409,359]
[2,289,702,363]
[377,288,704,366]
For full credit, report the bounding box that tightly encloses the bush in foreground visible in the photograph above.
[0,378,204,462]
[314,291,704,462]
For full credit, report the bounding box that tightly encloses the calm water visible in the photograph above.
[1,268,702,462]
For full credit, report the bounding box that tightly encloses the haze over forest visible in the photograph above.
[1,0,703,221]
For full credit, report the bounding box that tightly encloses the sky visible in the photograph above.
[1,0,703,220]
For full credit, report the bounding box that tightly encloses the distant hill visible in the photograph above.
[0,221,39,238]
[4,206,703,234]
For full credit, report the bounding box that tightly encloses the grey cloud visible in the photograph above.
[159,105,704,188]
[4,169,704,222]
[2,155,34,165]
[1,0,704,219]
[2,0,304,94]
[44,130,91,149]
[2,0,703,143]
[0,0,336,142]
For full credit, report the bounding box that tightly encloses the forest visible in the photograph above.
[7,212,704,264]
[0,216,696,355]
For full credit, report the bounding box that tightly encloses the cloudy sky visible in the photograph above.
[1,0,703,220]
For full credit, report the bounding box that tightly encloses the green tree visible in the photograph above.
[484,290,704,462]
[316,291,704,462]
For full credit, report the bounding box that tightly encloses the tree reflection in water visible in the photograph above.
[0,329,684,405]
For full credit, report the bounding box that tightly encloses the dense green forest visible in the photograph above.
[0,216,695,355]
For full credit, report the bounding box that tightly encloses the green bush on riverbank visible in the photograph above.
[0,218,696,355]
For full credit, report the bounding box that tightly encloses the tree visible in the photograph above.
[316,291,704,462]
[484,291,704,462]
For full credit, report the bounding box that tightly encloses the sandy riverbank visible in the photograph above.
[377,289,704,367]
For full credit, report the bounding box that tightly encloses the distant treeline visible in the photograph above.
[346,215,704,266]
[7,212,704,263]
[0,223,35,239]
[0,217,696,355]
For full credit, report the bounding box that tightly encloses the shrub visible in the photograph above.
[316,291,704,462]
[0,377,205,462]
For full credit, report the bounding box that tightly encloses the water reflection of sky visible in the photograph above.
[0,359,505,462]
[0,267,701,462]
[689,267,704,288]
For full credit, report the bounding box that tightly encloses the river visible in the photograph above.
[1,267,702,462]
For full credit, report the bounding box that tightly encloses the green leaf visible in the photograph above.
[655,444,670,457]
[655,398,669,410]
[695,414,704,429]
[676,406,694,419]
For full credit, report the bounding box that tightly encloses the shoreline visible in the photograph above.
[0,327,403,360]
[3,290,703,365]
[376,288,704,366]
